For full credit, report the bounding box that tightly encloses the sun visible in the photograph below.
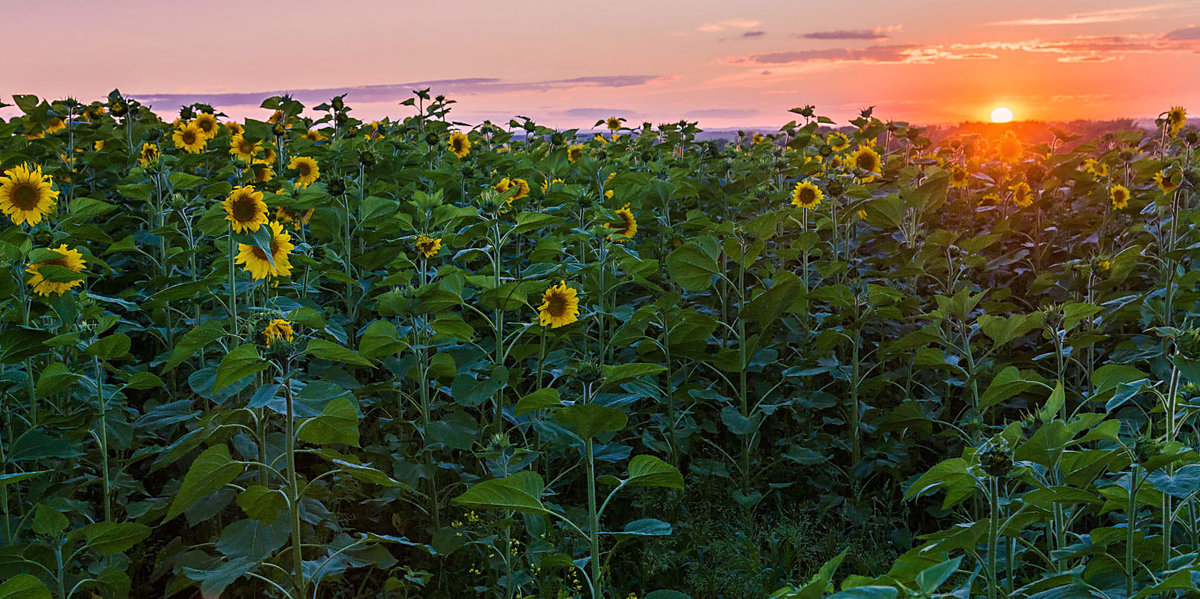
[990,106,1014,123]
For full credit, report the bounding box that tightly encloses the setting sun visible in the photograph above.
[991,106,1014,123]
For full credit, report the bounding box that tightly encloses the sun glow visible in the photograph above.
[990,106,1014,123]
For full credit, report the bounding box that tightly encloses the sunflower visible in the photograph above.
[259,146,278,166]
[303,129,326,142]
[288,156,320,188]
[541,178,565,193]
[608,205,638,242]
[194,112,219,139]
[538,281,580,328]
[850,146,883,182]
[949,165,970,188]
[828,132,850,152]
[567,144,584,163]
[1168,106,1187,137]
[262,319,295,346]
[93,140,106,151]
[267,109,284,125]
[752,133,764,144]
[1154,169,1179,193]
[223,185,269,233]
[25,244,86,296]
[1010,181,1033,207]
[997,131,1022,163]
[415,235,442,258]
[363,121,384,140]
[449,131,471,158]
[137,143,159,167]
[0,163,59,226]
[225,121,244,137]
[1109,184,1130,210]
[790,181,823,209]
[606,117,622,131]
[274,206,313,230]
[250,163,274,183]
[173,122,207,154]
[494,177,530,202]
[46,118,67,134]
[235,221,294,280]
[229,134,262,163]
[980,192,1001,206]
[1082,158,1108,178]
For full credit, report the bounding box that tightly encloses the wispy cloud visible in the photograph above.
[1163,25,1200,40]
[684,108,761,119]
[132,76,667,108]
[992,5,1173,26]
[742,30,766,38]
[797,26,901,40]
[698,18,760,33]
[728,44,993,65]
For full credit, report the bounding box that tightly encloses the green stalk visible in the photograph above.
[284,365,306,598]
[987,476,999,599]
[586,435,601,599]
[228,226,238,337]
[1127,462,1140,597]
[94,356,112,522]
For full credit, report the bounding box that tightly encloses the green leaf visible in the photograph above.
[306,339,375,367]
[916,556,962,594]
[453,471,550,515]
[978,312,1043,347]
[450,366,507,408]
[625,455,684,490]
[978,366,1035,411]
[514,388,563,415]
[828,588,899,599]
[0,575,51,599]
[665,240,721,291]
[358,321,406,359]
[0,471,49,488]
[237,485,287,523]
[36,362,79,398]
[32,504,69,536]
[83,522,152,555]
[1040,381,1065,423]
[555,404,628,439]
[35,264,85,283]
[164,320,226,372]
[789,548,847,598]
[297,397,360,447]
[85,333,131,360]
[168,172,206,189]
[165,444,244,522]
[601,363,667,386]
[215,344,268,392]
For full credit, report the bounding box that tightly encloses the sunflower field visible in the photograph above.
[0,91,1197,599]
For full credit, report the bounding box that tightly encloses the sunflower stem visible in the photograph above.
[228,225,238,337]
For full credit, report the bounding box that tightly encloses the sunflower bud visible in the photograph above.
[273,122,288,137]
[335,111,349,126]
[330,96,345,111]
[818,144,833,158]
[1178,328,1200,359]
[1184,129,1200,145]
[1133,436,1162,465]
[825,178,845,197]
[551,132,564,146]
[977,442,1013,478]
[573,359,604,384]
[327,177,347,196]
[109,100,127,118]
[358,149,377,167]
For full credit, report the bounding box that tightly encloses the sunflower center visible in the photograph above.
[233,195,259,222]
[858,155,877,171]
[183,130,196,144]
[798,188,816,204]
[10,182,41,210]
[297,162,311,176]
[239,140,254,154]
[547,293,567,317]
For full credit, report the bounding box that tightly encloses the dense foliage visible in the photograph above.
[0,91,1196,599]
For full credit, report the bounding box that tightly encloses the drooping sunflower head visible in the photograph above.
[828,132,851,152]
[950,165,970,188]
[235,221,294,280]
[606,117,622,131]
[46,118,67,134]
[449,131,471,158]
[567,144,584,163]
[137,143,159,167]
[225,121,245,137]
[850,146,883,182]
[267,109,285,125]
[1168,106,1188,136]
[1010,181,1033,207]
[790,181,823,209]
[288,156,320,188]
[997,131,1023,163]
[415,234,442,259]
[1109,184,1130,210]
[1154,169,1180,193]
[274,205,313,230]
[608,206,638,242]
[538,280,580,329]
[194,112,219,139]
[511,178,530,200]
[25,244,86,296]
[172,122,207,154]
[229,134,262,163]
[262,319,295,346]
[250,163,274,183]
[0,163,59,226]
[223,185,269,233]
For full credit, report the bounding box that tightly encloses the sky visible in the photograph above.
[3,0,1199,129]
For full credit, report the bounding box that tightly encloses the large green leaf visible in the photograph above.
[165,444,244,522]
[453,471,550,515]
[83,521,152,555]
[214,344,268,393]
[0,575,51,599]
[555,404,628,439]
[297,397,360,446]
[665,240,721,291]
[306,339,375,367]
[625,455,684,490]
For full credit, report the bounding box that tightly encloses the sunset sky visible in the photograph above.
[5,0,1199,128]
